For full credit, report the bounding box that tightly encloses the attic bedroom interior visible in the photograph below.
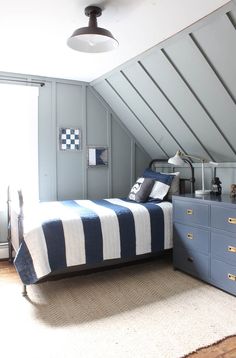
[1,0,236,357]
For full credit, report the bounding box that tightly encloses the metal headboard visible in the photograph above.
[148,158,195,194]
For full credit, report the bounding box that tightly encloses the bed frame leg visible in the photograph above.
[22,285,28,297]
[8,243,13,264]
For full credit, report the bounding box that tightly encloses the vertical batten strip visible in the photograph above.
[189,33,236,105]
[120,70,187,156]
[82,84,88,199]
[90,86,148,158]
[138,60,214,162]
[53,81,58,200]
[226,11,236,30]
[107,111,112,197]
[131,139,136,187]
[105,78,168,157]
[161,48,236,158]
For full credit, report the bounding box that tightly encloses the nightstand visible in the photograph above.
[172,194,236,296]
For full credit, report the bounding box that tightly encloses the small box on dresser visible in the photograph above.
[173,194,236,296]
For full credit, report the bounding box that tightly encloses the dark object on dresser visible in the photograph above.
[230,184,236,198]
[173,194,236,296]
[211,177,222,195]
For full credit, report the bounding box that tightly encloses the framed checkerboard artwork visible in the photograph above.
[59,128,80,151]
[88,147,108,167]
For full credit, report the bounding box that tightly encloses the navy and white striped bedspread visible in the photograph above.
[14,198,172,285]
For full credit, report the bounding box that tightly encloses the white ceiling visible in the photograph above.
[0,0,231,82]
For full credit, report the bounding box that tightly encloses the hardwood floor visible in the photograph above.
[186,335,236,357]
[0,260,19,283]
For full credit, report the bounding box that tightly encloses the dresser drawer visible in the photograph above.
[211,259,236,295]
[211,206,236,234]
[173,246,209,280]
[174,222,209,254]
[211,232,236,266]
[174,200,209,227]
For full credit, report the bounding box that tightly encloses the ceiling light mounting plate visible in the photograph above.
[85,6,102,18]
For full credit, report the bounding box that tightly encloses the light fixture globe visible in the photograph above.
[67,6,119,53]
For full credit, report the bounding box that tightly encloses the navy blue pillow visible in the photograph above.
[143,168,174,200]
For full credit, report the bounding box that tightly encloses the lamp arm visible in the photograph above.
[201,161,205,192]
[181,153,205,163]
[183,158,195,193]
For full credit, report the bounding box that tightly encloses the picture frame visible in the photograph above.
[59,127,81,151]
[87,146,108,167]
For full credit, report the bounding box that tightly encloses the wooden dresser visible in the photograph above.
[173,194,236,296]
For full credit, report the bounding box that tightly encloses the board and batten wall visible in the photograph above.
[152,162,236,195]
[91,1,236,194]
[0,72,151,246]
[39,81,151,202]
[39,83,150,201]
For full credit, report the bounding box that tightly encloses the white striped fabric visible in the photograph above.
[105,198,152,255]
[23,201,87,275]
[22,203,54,280]
[23,226,51,280]
[76,200,121,260]
[55,203,86,266]
[155,202,173,249]
[19,198,172,284]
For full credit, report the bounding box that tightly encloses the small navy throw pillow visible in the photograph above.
[128,177,154,203]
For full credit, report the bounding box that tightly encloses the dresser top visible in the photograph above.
[173,194,236,205]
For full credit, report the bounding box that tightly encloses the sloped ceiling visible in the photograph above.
[0,0,231,81]
[92,2,236,163]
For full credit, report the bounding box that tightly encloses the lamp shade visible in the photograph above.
[67,28,118,53]
[67,6,119,53]
[168,150,185,166]
[169,150,219,196]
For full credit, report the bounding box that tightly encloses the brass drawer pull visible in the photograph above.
[187,209,193,215]
[187,233,193,240]
[228,217,236,224]
[228,273,236,281]
[228,246,236,253]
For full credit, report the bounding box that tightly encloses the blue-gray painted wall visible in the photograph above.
[38,79,151,202]
[90,1,236,195]
[91,1,236,165]
[0,73,151,243]
[1,1,236,245]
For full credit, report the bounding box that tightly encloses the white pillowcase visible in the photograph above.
[161,172,180,199]
[149,181,171,200]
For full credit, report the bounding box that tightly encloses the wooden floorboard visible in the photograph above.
[185,335,236,357]
[0,260,19,282]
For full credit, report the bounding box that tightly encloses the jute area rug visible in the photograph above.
[1,257,236,358]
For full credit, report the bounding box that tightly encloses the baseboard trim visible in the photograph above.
[0,243,9,260]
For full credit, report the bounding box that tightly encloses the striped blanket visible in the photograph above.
[14,198,172,285]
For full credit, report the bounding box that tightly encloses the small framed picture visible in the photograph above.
[59,128,80,151]
[88,146,108,167]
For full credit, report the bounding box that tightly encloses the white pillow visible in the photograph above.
[149,180,171,200]
[161,172,180,199]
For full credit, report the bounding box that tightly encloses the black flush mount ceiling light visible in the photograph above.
[67,5,119,53]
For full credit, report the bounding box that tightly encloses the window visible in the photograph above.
[0,83,39,241]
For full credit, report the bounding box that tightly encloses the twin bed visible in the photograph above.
[8,159,194,296]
